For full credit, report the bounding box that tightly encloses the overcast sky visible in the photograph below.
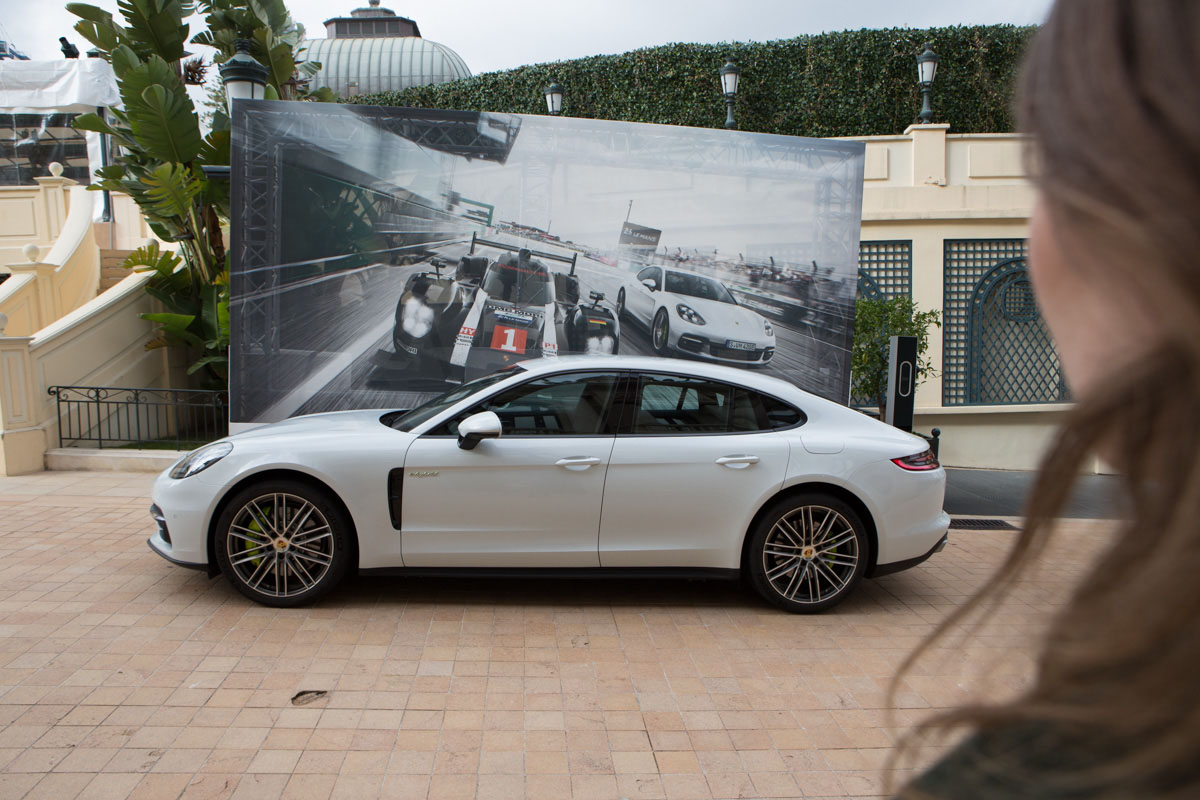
[6,0,1052,74]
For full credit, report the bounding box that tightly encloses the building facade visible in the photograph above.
[848,124,1087,472]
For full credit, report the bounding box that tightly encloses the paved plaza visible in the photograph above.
[0,470,1113,799]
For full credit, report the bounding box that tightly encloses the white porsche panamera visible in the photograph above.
[149,356,949,612]
[615,267,776,365]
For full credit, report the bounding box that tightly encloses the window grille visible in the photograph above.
[857,240,912,299]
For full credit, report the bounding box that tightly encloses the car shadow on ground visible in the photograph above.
[183,569,937,616]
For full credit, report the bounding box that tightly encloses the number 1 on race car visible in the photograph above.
[491,325,527,354]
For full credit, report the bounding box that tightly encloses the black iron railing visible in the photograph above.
[47,386,228,449]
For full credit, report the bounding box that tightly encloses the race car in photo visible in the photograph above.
[392,234,620,381]
[615,265,776,365]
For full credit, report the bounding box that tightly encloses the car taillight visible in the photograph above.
[891,449,939,471]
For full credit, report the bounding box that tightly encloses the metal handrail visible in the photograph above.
[47,385,228,450]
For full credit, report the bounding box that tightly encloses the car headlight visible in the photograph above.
[763,318,774,336]
[675,304,706,325]
[169,442,233,479]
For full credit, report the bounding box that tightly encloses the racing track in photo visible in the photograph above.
[285,233,849,420]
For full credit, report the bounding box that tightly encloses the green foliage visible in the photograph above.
[70,0,326,387]
[194,0,327,128]
[348,25,1034,136]
[117,0,192,62]
[127,242,231,380]
[122,56,205,164]
[851,296,941,416]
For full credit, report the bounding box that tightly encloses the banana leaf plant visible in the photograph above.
[125,241,231,382]
[67,0,328,388]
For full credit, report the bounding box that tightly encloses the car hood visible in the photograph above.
[227,409,402,444]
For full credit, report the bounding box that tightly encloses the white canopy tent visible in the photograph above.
[0,58,119,218]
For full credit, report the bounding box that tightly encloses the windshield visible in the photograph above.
[482,258,550,304]
[388,368,521,432]
[664,271,736,304]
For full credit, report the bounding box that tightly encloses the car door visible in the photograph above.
[598,372,792,569]
[630,266,662,324]
[400,370,620,567]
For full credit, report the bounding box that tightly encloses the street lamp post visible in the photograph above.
[545,82,564,116]
[719,59,740,130]
[916,43,939,124]
[219,39,269,116]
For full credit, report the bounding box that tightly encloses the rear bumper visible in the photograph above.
[868,532,948,578]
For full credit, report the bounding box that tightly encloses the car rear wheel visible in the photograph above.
[652,308,670,354]
[214,480,352,608]
[746,492,868,613]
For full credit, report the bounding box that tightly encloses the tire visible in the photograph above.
[746,492,869,613]
[652,307,671,354]
[615,288,626,318]
[214,480,353,608]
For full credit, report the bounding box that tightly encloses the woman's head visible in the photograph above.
[1020,0,1200,397]
[894,3,1200,795]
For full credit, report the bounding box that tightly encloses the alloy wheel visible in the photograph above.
[761,504,859,606]
[225,492,336,599]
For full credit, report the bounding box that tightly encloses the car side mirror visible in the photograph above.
[457,410,502,450]
[641,278,657,291]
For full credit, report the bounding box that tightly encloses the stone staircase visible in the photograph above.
[99,249,134,292]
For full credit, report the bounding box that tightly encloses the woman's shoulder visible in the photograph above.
[902,724,1114,800]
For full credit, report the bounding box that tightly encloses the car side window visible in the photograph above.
[758,393,805,429]
[631,374,805,434]
[433,372,618,436]
[636,267,660,290]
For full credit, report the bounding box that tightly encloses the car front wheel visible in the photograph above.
[746,493,868,613]
[615,288,626,318]
[652,308,671,354]
[214,480,352,607]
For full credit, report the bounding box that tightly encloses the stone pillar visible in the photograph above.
[0,332,45,476]
[33,162,77,242]
[904,123,950,187]
[7,244,59,331]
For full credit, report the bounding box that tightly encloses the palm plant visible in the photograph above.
[67,0,327,386]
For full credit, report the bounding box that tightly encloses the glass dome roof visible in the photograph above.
[301,36,471,97]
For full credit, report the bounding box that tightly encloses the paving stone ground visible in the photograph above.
[0,470,1114,799]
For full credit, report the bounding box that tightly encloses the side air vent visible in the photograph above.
[387,469,404,530]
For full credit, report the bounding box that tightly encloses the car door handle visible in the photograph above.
[555,456,602,470]
[715,455,759,469]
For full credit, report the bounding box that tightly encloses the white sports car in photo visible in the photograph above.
[148,357,948,612]
[615,266,776,365]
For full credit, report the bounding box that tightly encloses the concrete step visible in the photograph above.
[45,447,183,473]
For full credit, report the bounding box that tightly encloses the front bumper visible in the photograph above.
[148,532,208,571]
[148,468,218,567]
[673,331,775,364]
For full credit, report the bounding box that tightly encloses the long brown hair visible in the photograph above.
[893,1,1200,795]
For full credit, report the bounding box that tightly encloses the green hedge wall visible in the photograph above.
[345,25,1036,137]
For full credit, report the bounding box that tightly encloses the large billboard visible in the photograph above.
[229,101,864,426]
